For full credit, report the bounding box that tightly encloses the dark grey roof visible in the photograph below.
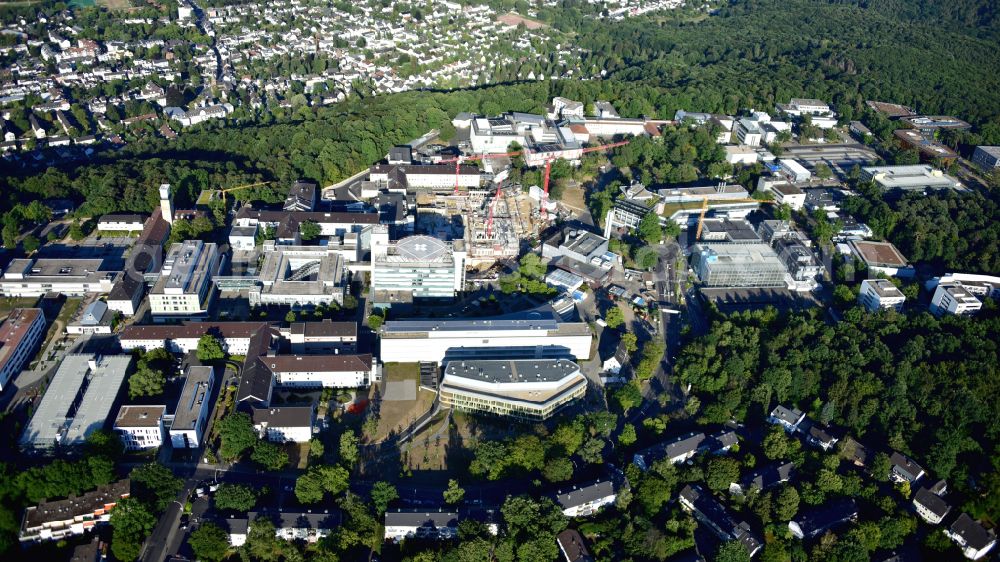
[890,452,924,481]
[108,272,143,301]
[789,498,857,538]
[679,484,761,556]
[556,529,593,562]
[236,326,278,405]
[804,423,837,445]
[913,487,951,518]
[384,509,458,528]
[635,432,706,465]
[949,513,996,551]
[555,479,616,510]
[770,405,803,426]
[741,461,794,491]
[704,429,738,452]
[250,510,341,530]
[252,405,313,428]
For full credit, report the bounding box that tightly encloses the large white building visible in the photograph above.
[369,164,480,192]
[149,240,220,321]
[0,258,118,297]
[250,243,347,308]
[113,405,166,451]
[170,366,216,449]
[371,227,466,307]
[861,165,963,192]
[555,480,617,518]
[734,118,762,147]
[20,354,133,451]
[439,358,587,421]
[858,279,906,312]
[0,308,46,391]
[380,308,592,364]
[930,283,982,317]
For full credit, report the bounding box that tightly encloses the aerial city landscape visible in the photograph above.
[0,0,999,561]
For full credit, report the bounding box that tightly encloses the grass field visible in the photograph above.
[369,363,435,443]
[0,297,39,320]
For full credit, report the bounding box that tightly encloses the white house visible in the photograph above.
[97,214,146,233]
[169,366,215,449]
[252,405,314,443]
[555,480,617,518]
[263,354,373,388]
[769,405,805,433]
[945,513,997,560]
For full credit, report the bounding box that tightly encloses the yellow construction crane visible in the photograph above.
[215,181,271,205]
[694,196,776,240]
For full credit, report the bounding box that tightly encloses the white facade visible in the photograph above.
[0,258,118,297]
[779,159,811,183]
[97,215,145,232]
[113,405,166,451]
[371,228,466,302]
[149,240,220,320]
[0,308,46,391]
[735,118,762,146]
[725,145,759,165]
[380,313,592,365]
[253,406,314,443]
[930,283,982,316]
[170,366,215,449]
[859,279,906,312]
[264,354,373,388]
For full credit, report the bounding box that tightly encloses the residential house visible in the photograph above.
[557,529,594,562]
[890,452,925,484]
[554,479,617,518]
[252,405,314,443]
[19,480,130,544]
[788,498,858,539]
[912,487,951,525]
[113,405,166,451]
[384,509,459,542]
[944,513,996,560]
[730,461,794,495]
[679,484,762,558]
[769,405,806,433]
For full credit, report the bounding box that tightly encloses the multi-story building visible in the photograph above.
[439,358,587,421]
[971,146,1000,171]
[858,279,906,312]
[734,118,762,146]
[778,98,832,116]
[120,322,271,354]
[249,243,347,309]
[233,206,378,244]
[96,214,146,232]
[0,308,46,391]
[928,273,1000,300]
[0,258,119,297]
[170,366,216,449]
[848,240,914,278]
[384,509,459,542]
[945,513,997,560]
[252,405,314,443]
[555,480,617,518]
[280,321,357,353]
[380,308,592,364]
[371,228,466,307]
[931,283,983,316]
[691,243,788,288]
[18,479,130,544]
[263,353,373,388]
[774,239,821,286]
[20,354,133,451]
[229,510,341,547]
[778,158,811,183]
[913,487,951,525]
[113,405,166,451]
[149,240,220,321]
[369,164,480,193]
[679,485,762,558]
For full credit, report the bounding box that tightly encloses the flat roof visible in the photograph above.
[444,358,580,385]
[3,258,111,280]
[289,320,357,339]
[862,279,904,299]
[114,405,166,428]
[0,308,43,373]
[172,366,215,431]
[850,240,908,267]
[21,354,133,449]
[154,240,217,294]
[695,243,785,267]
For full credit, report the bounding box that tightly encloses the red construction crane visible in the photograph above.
[438,149,525,195]
[537,140,631,221]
